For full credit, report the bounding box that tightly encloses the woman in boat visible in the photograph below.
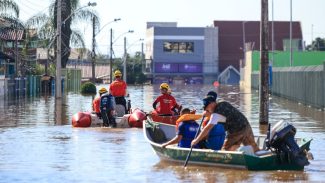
[191,91,260,152]
[152,83,179,116]
[161,108,200,148]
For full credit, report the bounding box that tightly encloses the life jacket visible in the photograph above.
[176,114,202,129]
[177,120,199,148]
[92,96,101,113]
[100,93,115,112]
[153,94,177,115]
[109,79,127,97]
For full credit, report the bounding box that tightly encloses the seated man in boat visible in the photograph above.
[109,70,128,114]
[161,108,201,148]
[152,83,180,116]
[99,87,117,127]
[191,91,260,152]
[92,88,108,119]
[200,114,226,150]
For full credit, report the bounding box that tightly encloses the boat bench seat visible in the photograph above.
[255,150,273,156]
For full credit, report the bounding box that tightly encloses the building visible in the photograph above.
[214,20,303,73]
[144,22,219,84]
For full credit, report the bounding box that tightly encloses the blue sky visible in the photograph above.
[17,0,325,57]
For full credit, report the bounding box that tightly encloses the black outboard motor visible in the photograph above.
[268,120,309,167]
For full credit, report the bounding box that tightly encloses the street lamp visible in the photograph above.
[91,18,121,82]
[62,2,97,25]
[56,1,96,98]
[95,18,121,37]
[110,30,134,83]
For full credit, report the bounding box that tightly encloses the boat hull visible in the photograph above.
[143,120,312,171]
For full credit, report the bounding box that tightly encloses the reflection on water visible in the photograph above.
[0,84,324,182]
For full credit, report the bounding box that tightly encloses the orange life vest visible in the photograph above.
[92,96,101,113]
[175,114,203,129]
[109,79,127,97]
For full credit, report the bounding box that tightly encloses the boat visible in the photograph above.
[143,120,312,171]
[72,104,147,128]
[148,109,197,125]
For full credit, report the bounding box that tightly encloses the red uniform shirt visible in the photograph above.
[92,96,101,113]
[153,94,177,115]
[109,79,127,97]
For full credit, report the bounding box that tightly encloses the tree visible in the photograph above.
[26,0,99,68]
[306,37,325,51]
[0,0,19,18]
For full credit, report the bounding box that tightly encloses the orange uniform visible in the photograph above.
[92,96,101,113]
[109,79,127,97]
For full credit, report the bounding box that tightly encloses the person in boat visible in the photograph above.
[161,108,200,148]
[109,70,128,114]
[152,83,180,116]
[92,87,109,118]
[167,88,182,115]
[199,113,226,150]
[191,91,260,152]
[100,87,117,127]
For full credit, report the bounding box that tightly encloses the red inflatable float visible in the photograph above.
[72,112,92,127]
[128,108,147,128]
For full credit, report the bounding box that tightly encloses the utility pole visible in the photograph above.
[15,29,19,77]
[141,41,144,72]
[56,0,62,98]
[91,16,96,82]
[259,0,269,124]
[289,0,293,66]
[109,28,113,83]
[123,36,127,82]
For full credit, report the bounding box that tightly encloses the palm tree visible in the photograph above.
[0,0,19,18]
[26,0,99,68]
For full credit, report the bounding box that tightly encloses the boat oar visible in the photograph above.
[184,116,205,168]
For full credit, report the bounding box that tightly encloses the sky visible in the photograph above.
[16,0,325,57]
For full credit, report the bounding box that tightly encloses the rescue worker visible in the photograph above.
[152,83,179,116]
[100,87,116,127]
[191,91,259,152]
[109,70,128,114]
[92,87,108,118]
[161,108,200,148]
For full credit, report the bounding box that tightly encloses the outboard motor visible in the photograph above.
[267,120,309,167]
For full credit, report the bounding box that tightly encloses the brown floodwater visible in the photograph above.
[0,84,324,182]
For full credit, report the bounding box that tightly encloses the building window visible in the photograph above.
[163,42,194,53]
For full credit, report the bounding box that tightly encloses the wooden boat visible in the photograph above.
[143,120,312,171]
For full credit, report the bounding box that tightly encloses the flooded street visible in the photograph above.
[0,84,324,182]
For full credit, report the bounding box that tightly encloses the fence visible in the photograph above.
[0,68,82,97]
[251,63,325,109]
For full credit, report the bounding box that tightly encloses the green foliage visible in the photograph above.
[80,82,96,94]
[306,37,325,51]
[126,52,147,84]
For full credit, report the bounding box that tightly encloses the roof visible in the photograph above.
[0,28,24,41]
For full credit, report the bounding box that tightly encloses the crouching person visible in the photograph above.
[99,87,117,127]
[161,108,201,148]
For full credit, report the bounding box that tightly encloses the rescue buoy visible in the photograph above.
[72,112,92,127]
[128,108,147,128]
[175,114,203,128]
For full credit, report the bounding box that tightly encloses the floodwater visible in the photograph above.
[0,84,324,182]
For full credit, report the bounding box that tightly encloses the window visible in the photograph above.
[163,42,194,53]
